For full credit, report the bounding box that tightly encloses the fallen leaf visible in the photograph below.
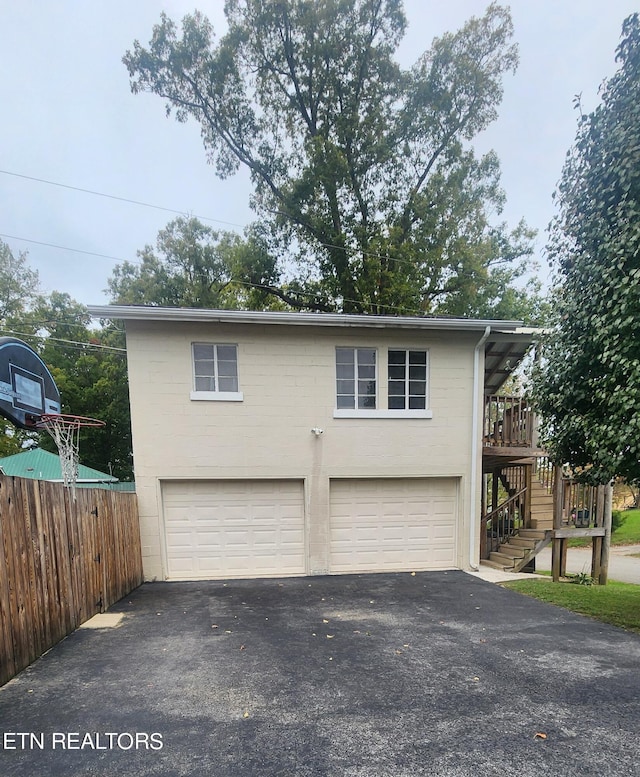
[326,634,335,639]
[323,619,330,623]
[211,624,219,629]
[239,645,246,651]
[411,572,416,576]
[395,650,403,655]
[535,732,547,740]
[472,677,480,682]
[243,711,250,719]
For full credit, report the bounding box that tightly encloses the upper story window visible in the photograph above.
[191,343,243,401]
[336,347,376,409]
[388,350,428,410]
[334,346,431,418]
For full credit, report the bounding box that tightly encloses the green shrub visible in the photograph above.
[612,510,627,534]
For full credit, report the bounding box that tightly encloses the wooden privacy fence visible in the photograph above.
[0,475,143,686]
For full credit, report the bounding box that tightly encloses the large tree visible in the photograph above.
[0,241,42,455]
[24,293,133,480]
[534,14,640,483]
[123,0,540,318]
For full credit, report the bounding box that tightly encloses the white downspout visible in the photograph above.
[469,325,491,571]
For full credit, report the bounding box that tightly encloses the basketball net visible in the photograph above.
[36,414,106,497]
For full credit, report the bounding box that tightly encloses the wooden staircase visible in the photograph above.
[482,472,554,572]
[529,477,554,531]
[483,529,551,572]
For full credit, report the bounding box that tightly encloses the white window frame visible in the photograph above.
[387,348,429,412]
[190,343,243,402]
[334,347,377,414]
[334,346,432,419]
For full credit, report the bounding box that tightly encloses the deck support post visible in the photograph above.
[598,482,613,585]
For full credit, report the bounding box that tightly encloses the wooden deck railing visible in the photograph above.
[484,394,534,448]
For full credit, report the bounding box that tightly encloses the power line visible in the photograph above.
[0,233,132,265]
[0,329,126,353]
[0,169,248,231]
[1,170,528,274]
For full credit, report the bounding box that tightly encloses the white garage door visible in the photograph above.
[163,480,305,580]
[330,478,457,573]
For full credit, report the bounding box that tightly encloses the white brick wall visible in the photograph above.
[125,320,481,579]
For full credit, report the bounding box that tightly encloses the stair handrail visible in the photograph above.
[481,486,528,558]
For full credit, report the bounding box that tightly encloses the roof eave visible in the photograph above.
[87,305,532,334]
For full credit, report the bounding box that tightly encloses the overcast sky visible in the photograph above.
[1,1,637,308]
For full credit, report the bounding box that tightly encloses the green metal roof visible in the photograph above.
[0,448,118,483]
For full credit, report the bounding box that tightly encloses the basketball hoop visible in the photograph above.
[35,414,106,493]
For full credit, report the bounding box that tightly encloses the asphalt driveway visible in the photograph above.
[1,571,639,776]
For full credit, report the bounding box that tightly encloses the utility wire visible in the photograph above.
[0,233,132,265]
[0,329,126,353]
[0,169,247,231]
[1,170,526,274]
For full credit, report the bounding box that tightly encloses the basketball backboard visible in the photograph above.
[0,337,61,429]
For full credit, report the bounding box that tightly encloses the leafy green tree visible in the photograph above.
[109,217,241,308]
[534,14,640,484]
[26,294,134,480]
[0,240,42,454]
[123,0,540,319]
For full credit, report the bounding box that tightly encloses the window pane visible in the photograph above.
[217,345,237,361]
[358,365,375,379]
[388,350,406,365]
[194,360,215,377]
[409,381,426,396]
[409,350,427,365]
[358,393,376,409]
[357,349,376,367]
[337,379,355,395]
[218,359,238,376]
[388,365,405,380]
[336,348,355,365]
[388,381,405,396]
[218,376,238,392]
[358,379,375,396]
[195,376,215,392]
[409,365,426,380]
[389,395,405,410]
[409,395,426,410]
[336,363,353,379]
[337,394,355,409]
[193,344,214,361]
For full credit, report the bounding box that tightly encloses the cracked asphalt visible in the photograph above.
[1,571,639,776]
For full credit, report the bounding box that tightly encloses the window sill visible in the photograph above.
[333,409,433,419]
[190,391,244,402]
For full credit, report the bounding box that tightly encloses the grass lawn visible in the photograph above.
[502,578,640,633]
[568,508,640,547]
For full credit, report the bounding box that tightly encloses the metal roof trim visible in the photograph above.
[87,305,530,333]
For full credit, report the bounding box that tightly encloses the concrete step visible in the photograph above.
[499,544,528,558]
[489,552,516,568]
